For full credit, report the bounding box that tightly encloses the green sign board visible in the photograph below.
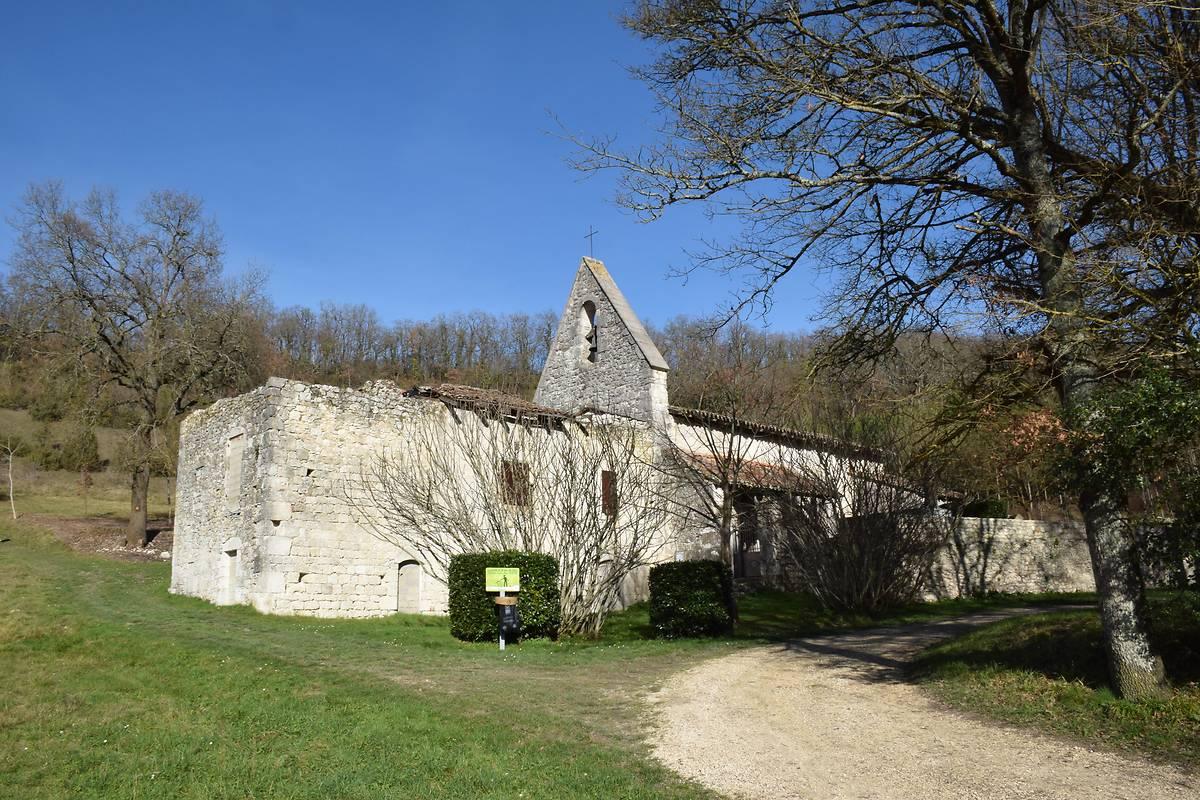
[485,567,520,592]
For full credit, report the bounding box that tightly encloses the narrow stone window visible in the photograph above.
[580,301,598,363]
[499,460,531,506]
[224,433,245,513]
[601,469,617,518]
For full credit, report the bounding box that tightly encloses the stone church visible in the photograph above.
[169,258,1094,617]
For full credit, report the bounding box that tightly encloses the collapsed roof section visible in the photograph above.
[405,383,573,424]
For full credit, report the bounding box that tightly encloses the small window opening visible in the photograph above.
[580,301,598,363]
[224,433,246,513]
[271,519,282,527]
[305,468,315,477]
[601,469,617,518]
[500,460,531,506]
[297,572,308,582]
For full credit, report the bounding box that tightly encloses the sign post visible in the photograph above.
[499,586,507,651]
[485,568,520,652]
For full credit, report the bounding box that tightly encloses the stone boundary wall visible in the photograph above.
[928,517,1095,598]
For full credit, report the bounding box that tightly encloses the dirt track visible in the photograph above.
[648,610,1197,800]
[31,514,172,561]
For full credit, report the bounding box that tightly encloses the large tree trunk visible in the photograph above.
[1058,347,1166,699]
[1082,492,1166,700]
[126,425,154,548]
[127,463,150,548]
[1059,350,1167,699]
[1007,92,1167,699]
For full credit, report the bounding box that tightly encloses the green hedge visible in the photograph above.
[447,550,560,642]
[649,560,734,638]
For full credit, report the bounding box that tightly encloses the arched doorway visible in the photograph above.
[396,560,422,613]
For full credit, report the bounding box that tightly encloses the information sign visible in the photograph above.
[485,567,520,592]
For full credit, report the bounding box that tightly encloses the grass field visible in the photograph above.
[911,596,1200,767]
[16,467,174,519]
[0,518,724,799]
[0,406,174,520]
[0,513,1108,799]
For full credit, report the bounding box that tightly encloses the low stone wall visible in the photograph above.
[928,517,1095,598]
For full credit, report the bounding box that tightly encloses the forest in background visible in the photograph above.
[0,290,1067,519]
[0,181,1163,541]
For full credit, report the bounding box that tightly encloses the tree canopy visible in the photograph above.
[577,0,1200,699]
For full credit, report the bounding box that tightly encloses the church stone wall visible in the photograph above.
[249,379,447,618]
[170,384,276,606]
[171,378,449,618]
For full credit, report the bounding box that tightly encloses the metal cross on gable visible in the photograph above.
[584,225,599,257]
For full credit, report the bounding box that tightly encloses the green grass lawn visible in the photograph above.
[910,594,1200,767]
[0,405,175,520]
[17,465,174,519]
[0,512,1110,798]
[0,518,728,799]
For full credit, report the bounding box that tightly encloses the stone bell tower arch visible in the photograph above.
[534,257,670,426]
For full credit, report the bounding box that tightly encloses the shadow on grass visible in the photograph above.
[601,589,1101,645]
[910,592,1200,690]
[910,612,1111,688]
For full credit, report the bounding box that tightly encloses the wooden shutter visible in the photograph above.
[500,460,531,506]
[601,469,617,518]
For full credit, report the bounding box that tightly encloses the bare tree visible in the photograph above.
[352,398,672,637]
[656,351,808,572]
[659,408,766,573]
[660,378,916,614]
[9,182,263,546]
[1,436,22,520]
[772,422,954,612]
[578,0,1199,698]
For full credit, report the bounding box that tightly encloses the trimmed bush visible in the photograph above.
[447,550,560,642]
[649,560,734,638]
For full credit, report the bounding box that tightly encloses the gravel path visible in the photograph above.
[648,609,1197,800]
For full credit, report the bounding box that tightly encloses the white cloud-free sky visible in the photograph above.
[0,1,828,330]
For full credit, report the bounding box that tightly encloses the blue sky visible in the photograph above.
[0,1,825,330]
